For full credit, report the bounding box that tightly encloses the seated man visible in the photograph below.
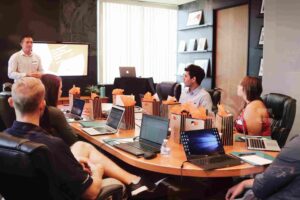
[179,64,212,111]
[5,77,154,199]
[226,135,300,200]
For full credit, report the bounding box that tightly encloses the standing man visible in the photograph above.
[8,34,43,80]
[179,64,213,111]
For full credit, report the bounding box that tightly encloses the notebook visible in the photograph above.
[246,137,281,151]
[181,128,241,170]
[119,67,136,78]
[64,98,85,120]
[82,106,125,135]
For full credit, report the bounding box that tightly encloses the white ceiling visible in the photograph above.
[138,0,195,5]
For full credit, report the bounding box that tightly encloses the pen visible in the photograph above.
[238,152,256,156]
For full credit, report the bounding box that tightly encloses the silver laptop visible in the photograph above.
[246,137,281,151]
[119,67,136,78]
[82,106,125,135]
[65,98,85,120]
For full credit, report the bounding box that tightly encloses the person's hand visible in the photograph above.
[77,157,92,175]
[225,179,254,200]
[27,72,42,78]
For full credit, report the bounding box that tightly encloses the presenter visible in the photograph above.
[8,34,43,80]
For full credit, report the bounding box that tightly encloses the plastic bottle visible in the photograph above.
[160,139,170,155]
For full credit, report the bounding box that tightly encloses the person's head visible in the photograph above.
[237,76,262,102]
[183,64,205,88]
[41,74,62,107]
[20,34,33,53]
[9,77,45,117]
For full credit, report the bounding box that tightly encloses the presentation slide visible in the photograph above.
[33,43,88,76]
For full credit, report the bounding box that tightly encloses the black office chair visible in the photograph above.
[0,132,124,200]
[156,82,181,101]
[206,88,222,113]
[262,93,296,147]
[0,93,15,130]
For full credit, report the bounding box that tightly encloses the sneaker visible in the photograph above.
[127,178,156,197]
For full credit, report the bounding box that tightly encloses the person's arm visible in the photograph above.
[81,163,104,200]
[225,179,254,200]
[199,93,212,112]
[49,107,78,146]
[37,54,44,73]
[8,54,26,80]
[252,137,300,199]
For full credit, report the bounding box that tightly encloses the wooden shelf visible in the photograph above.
[178,49,212,54]
[178,24,213,31]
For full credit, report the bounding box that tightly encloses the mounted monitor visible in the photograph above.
[33,42,89,76]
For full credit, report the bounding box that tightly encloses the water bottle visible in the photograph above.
[100,86,105,97]
[160,139,170,155]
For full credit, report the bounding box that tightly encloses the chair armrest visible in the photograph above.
[97,184,123,200]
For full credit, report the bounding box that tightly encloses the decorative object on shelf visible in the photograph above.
[194,59,210,77]
[260,0,265,14]
[178,40,186,52]
[186,10,203,26]
[197,38,207,51]
[187,38,197,51]
[85,85,99,99]
[259,58,263,76]
[259,26,264,45]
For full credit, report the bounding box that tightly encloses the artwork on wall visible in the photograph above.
[259,26,264,45]
[260,0,265,14]
[186,10,203,26]
[259,58,263,76]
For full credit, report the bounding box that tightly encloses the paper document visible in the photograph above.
[240,155,272,166]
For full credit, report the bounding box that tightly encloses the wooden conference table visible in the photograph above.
[69,103,278,178]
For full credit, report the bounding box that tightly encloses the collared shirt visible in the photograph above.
[8,50,43,80]
[179,85,213,111]
[5,121,92,199]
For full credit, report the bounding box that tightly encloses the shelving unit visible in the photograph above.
[178,49,212,54]
[178,23,213,31]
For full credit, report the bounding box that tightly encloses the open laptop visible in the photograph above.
[119,67,136,78]
[82,106,125,135]
[246,137,280,151]
[64,98,85,120]
[181,128,241,170]
[114,114,169,156]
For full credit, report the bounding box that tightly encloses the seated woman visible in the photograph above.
[40,74,155,197]
[235,76,271,136]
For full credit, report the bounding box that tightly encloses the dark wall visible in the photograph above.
[178,0,262,88]
[0,0,97,96]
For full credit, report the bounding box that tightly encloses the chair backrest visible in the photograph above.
[0,132,65,200]
[262,93,296,147]
[206,88,222,113]
[0,93,15,130]
[156,82,181,101]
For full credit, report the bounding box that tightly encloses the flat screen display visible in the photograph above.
[33,42,88,76]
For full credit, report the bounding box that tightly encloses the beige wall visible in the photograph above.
[263,0,300,141]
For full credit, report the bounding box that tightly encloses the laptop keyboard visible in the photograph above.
[247,138,266,149]
[129,142,159,153]
[193,155,234,165]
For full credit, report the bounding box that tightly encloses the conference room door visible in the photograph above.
[215,4,249,117]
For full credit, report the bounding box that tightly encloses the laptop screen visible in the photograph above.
[182,128,224,156]
[71,99,85,116]
[106,106,124,129]
[140,114,169,145]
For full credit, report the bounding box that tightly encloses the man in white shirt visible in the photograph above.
[8,35,43,80]
[179,64,212,111]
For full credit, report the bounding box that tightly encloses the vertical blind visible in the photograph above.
[101,1,177,83]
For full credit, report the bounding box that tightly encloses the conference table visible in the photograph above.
[69,103,278,178]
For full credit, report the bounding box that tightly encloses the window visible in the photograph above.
[99,1,177,84]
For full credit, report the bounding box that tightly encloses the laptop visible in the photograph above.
[64,98,85,120]
[114,114,169,156]
[246,137,281,151]
[82,106,125,135]
[181,128,242,170]
[119,67,136,78]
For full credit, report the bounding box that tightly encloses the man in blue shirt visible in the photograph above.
[179,64,212,111]
[226,135,300,200]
